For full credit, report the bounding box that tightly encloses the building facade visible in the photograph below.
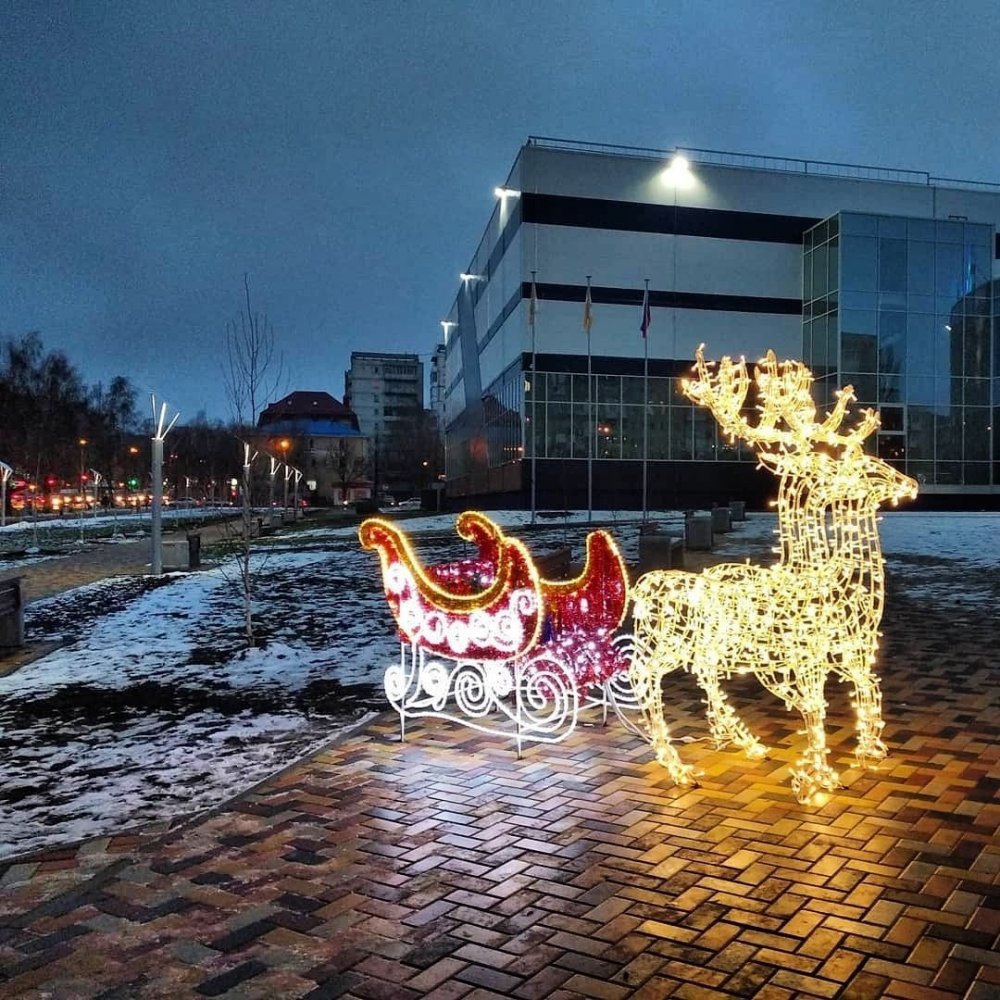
[257,391,369,505]
[344,351,426,496]
[440,138,1000,508]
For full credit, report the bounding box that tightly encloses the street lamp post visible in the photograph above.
[268,455,280,516]
[282,464,292,516]
[278,439,291,512]
[292,467,303,516]
[0,461,12,528]
[77,438,88,543]
[150,395,180,575]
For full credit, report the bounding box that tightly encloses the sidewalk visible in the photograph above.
[0,589,997,997]
[0,516,242,606]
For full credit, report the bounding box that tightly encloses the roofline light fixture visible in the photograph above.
[460,272,484,282]
[662,151,693,187]
[494,186,521,199]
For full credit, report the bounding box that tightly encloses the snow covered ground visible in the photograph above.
[0,509,997,858]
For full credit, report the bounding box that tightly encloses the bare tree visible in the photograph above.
[225,274,285,431]
[331,438,369,505]
[221,275,286,646]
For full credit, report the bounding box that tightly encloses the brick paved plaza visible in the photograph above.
[0,587,998,999]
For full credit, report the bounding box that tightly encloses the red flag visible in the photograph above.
[528,279,538,328]
[583,283,593,335]
[640,285,651,339]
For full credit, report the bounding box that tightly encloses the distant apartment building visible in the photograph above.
[439,137,1000,509]
[257,391,369,505]
[429,343,447,432]
[344,352,425,494]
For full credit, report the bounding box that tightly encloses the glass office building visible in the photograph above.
[804,213,998,489]
[442,140,1000,508]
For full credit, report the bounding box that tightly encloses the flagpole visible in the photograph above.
[642,278,649,523]
[585,276,593,524]
[529,270,537,526]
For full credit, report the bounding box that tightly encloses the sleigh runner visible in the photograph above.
[359,511,639,752]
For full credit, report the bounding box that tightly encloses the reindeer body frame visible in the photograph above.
[630,348,917,803]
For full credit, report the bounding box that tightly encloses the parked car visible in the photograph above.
[395,497,422,510]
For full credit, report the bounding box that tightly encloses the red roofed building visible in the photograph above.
[257,391,370,505]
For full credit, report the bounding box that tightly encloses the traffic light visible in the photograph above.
[128,477,139,488]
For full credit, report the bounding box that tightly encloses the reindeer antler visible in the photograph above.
[683,345,787,449]
[687,346,882,453]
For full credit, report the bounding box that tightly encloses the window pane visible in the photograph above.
[547,402,571,456]
[548,373,571,402]
[906,406,935,459]
[907,240,934,295]
[692,409,716,460]
[935,243,963,301]
[879,238,907,292]
[963,462,990,485]
[596,406,620,459]
[670,406,693,459]
[964,408,991,460]
[879,375,902,403]
[598,375,620,404]
[878,311,906,375]
[571,404,592,458]
[841,213,877,236]
[905,314,935,375]
[966,378,990,406]
[572,374,590,403]
[649,377,672,406]
[841,236,877,291]
[963,316,990,377]
[907,218,936,241]
[648,405,669,459]
[621,406,643,460]
[841,309,877,371]
[622,376,645,404]
[802,251,813,301]
[812,244,828,297]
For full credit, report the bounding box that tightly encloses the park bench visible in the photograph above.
[0,577,25,649]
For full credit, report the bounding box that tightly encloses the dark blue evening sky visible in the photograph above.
[3,0,999,421]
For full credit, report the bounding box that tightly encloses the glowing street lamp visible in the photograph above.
[278,439,292,513]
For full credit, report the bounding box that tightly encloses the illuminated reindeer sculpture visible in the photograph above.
[629,347,917,803]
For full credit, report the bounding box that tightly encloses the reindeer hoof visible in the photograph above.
[654,749,699,787]
[791,765,840,805]
[856,739,888,768]
[743,741,769,762]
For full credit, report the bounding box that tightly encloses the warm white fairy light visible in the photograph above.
[629,346,918,804]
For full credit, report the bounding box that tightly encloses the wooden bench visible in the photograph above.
[0,577,25,648]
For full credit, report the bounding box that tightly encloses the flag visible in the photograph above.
[528,279,538,328]
[640,285,651,339]
[583,282,593,335]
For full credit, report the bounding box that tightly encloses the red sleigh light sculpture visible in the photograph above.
[360,511,636,751]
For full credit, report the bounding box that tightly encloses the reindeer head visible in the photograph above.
[683,346,918,510]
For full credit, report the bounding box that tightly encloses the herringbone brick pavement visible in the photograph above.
[0,590,997,998]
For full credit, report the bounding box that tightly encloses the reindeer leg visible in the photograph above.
[696,664,768,761]
[628,653,698,788]
[850,666,888,767]
[789,695,840,805]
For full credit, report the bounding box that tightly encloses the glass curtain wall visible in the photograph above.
[521,369,754,464]
[804,212,995,487]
